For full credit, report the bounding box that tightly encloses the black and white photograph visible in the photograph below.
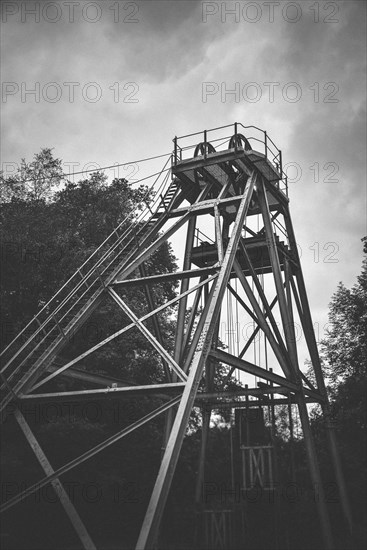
[0,1,366,549]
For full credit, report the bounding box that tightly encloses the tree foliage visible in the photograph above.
[0,148,64,202]
[309,238,367,531]
[321,237,367,390]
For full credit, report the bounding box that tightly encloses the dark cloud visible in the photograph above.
[1,0,365,350]
[102,0,218,82]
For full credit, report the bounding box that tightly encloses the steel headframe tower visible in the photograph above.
[0,123,352,550]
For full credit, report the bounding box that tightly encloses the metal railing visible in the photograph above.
[0,156,176,389]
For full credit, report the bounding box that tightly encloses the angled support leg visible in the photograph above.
[283,206,354,535]
[135,170,257,550]
[14,409,96,550]
[258,181,334,550]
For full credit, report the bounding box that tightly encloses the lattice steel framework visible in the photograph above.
[0,123,352,550]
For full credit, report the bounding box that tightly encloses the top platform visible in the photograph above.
[171,123,288,206]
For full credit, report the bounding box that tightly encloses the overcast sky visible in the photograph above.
[1,0,366,358]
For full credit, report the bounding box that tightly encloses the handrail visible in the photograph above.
[0,156,173,371]
[176,123,235,141]
[1,172,175,394]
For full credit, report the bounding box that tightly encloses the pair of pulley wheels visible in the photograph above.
[193,133,251,185]
[193,133,251,157]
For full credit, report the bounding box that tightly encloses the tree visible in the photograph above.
[0,148,64,202]
[309,238,367,534]
[321,237,367,390]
